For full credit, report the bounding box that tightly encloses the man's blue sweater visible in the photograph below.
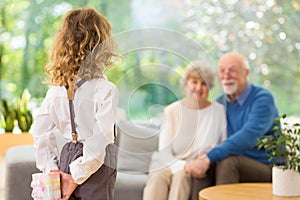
[207,83,279,164]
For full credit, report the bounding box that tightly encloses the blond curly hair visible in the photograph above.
[45,7,117,86]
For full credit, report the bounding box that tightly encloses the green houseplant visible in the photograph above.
[0,90,33,133]
[0,99,17,132]
[257,114,300,197]
[15,89,33,132]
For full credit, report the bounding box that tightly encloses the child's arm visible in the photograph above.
[31,90,59,172]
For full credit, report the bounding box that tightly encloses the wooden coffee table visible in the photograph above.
[199,183,300,200]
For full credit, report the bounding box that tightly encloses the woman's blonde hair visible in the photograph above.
[180,60,216,89]
[45,7,117,86]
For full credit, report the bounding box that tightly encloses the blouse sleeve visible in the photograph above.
[31,91,59,173]
[150,103,186,174]
[69,83,119,184]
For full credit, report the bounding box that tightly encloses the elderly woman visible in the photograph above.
[143,60,227,200]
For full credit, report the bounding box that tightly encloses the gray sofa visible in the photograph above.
[5,120,160,200]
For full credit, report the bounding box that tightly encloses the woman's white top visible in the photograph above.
[150,101,227,174]
[31,78,119,184]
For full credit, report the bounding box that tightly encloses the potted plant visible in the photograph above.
[0,90,34,156]
[257,114,300,197]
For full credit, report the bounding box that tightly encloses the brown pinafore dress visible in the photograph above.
[59,79,117,200]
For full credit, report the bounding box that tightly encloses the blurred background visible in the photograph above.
[0,0,299,124]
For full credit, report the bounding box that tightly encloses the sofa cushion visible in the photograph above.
[116,120,159,173]
[114,172,148,200]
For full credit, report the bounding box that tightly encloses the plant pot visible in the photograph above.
[272,166,300,197]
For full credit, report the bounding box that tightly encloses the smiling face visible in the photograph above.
[218,52,249,100]
[185,76,209,101]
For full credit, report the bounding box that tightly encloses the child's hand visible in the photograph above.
[50,169,78,200]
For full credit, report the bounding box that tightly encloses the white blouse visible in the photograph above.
[31,78,119,184]
[150,101,227,174]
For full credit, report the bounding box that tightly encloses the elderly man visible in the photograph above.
[186,52,280,200]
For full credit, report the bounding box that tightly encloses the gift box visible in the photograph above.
[31,172,61,200]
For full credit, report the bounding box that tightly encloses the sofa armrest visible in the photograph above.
[5,145,40,200]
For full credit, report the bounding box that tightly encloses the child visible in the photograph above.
[31,7,119,200]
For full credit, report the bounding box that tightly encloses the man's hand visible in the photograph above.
[185,155,211,178]
[50,169,78,200]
